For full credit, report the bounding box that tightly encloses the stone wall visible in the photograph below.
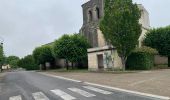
[97,28,106,47]
[138,4,150,47]
[55,59,66,68]
[154,55,168,65]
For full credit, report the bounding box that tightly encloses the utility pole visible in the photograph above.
[0,37,4,72]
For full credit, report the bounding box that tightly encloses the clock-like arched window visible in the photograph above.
[96,7,100,19]
[88,10,93,22]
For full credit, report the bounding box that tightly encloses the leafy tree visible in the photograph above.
[100,0,141,70]
[33,45,55,69]
[71,34,90,68]
[53,34,90,70]
[144,26,170,67]
[18,55,38,70]
[6,56,20,68]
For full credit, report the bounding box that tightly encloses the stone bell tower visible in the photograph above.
[80,0,106,48]
[80,0,150,48]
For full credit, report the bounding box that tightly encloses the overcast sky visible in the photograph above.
[0,0,169,58]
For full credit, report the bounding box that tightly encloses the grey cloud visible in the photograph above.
[0,0,84,57]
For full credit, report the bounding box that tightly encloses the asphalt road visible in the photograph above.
[0,71,161,100]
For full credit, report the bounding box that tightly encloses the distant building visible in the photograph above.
[2,64,11,70]
[80,0,150,71]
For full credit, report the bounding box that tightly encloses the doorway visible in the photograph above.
[97,54,104,70]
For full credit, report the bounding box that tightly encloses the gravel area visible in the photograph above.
[44,69,170,97]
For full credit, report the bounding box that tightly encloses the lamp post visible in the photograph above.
[0,37,4,72]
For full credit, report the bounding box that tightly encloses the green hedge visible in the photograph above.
[126,46,158,70]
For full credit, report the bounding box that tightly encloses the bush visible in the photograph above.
[126,46,158,70]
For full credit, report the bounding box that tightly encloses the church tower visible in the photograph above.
[80,0,106,48]
[80,0,150,71]
[80,0,150,48]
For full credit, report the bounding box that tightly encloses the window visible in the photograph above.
[96,7,100,19]
[88,10,93,22]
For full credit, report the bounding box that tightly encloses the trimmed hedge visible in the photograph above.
[126,46,158,70]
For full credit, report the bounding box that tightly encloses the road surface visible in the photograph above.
[0,71,162,100]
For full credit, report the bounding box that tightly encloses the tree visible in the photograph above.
[33,45,55,70]
[53,34,90,70]
[6,56,20,68]
[71,34,90,68]
[100,0,141,70]
[18,55,38,70]
[144,26,170,67]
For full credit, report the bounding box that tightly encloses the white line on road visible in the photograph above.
[39,73,170,100]
[32,92,49,100]
[84,82,170,100]
[9,95,22,100]
[129,75,168,86]
[40,73,81,83]
[68,88,96,97]
[83,86,112,95]
[51,89,76,100]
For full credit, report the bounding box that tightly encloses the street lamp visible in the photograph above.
[0,36,4,48]
[0,36,4,72]
[0,35,3,42]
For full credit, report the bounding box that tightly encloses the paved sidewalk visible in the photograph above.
[0,73,4,79]
[0,73,5,93]
[44,69,170,97]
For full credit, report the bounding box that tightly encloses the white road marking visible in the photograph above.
[40,73,81,83]
[129,75,168,86]
[68,88,96,97]
[85,82,170,100]
[129,78,156,86]
[9,95,22,100]
[51,89,76,100]
[32,92,49,100]
[83,86,112,95]
[39,73,170,100]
